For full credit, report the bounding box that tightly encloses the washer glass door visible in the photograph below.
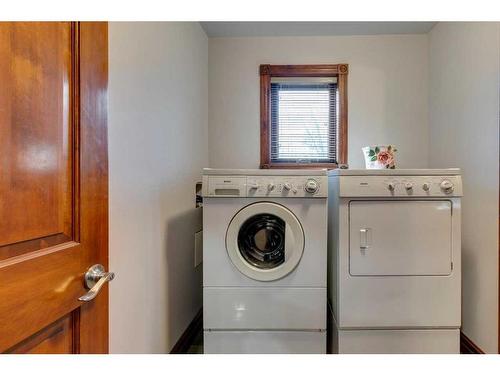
[226,202,304,281]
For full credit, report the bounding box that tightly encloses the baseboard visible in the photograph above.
[460,331,485,354]
[170,309,203,354]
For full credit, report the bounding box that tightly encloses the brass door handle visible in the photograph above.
[79,264,115,302]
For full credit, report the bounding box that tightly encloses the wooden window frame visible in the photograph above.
[259,64,348,169]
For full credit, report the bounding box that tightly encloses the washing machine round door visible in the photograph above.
[225,202,304,281]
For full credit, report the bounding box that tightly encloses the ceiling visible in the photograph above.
[200,22,437,38]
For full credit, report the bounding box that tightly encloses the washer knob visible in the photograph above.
[405,182,413,191]
[440,180,454,194]
[268,182,275,191]
[304,179,319,194]
[283,183,292,191]
[248,181,259,190]
[422,182,431,192]
[387,182,396,191]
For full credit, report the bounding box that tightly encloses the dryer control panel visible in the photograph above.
[203,175,328,198]
[338,175,463,197]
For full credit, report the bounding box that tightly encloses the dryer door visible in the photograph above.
[349,200,452,276]
[226,202,305,281]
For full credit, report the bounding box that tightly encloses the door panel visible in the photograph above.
[0,242,83,351]
[349,200,452,276]
[6,313,77,354]
[0,22,108,353]
[0,22,73,257]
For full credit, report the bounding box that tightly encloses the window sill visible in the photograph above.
[260,162,340,170]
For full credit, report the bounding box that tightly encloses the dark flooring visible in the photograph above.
[186,330,203,354]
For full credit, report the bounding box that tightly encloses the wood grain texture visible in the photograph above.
[259,70,271,168]
[0,22,109,354]
[263,64,343,77]
[0,233,71,261]
[259,64,348,169]
[337,66,348,165]
[6,313,77,354]
[0,22,73,251]
[0,241,85,352]
[77,21,109,354]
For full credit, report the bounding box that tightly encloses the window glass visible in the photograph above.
[270,82,338,164]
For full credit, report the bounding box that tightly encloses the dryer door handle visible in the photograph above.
[359,228,372,250]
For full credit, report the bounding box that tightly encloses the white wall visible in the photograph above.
[208,35,429,169]
[109,22,208,353]
[429,22,499,353]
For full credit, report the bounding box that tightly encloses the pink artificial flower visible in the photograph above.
[377,150,394,166]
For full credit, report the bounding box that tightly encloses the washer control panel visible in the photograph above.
[203,175,327,198]
[338,175,462,197]
[247,176,327,198]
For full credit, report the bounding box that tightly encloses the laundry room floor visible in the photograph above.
[186,330,203,354]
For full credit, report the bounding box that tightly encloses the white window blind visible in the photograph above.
[270,79,338,164]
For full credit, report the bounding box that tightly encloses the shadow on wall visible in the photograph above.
[460,224,483,340]
[165,206,203,351]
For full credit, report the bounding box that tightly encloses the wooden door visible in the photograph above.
[0,22,109,353]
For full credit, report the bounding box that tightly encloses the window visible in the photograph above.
[260,64,348,169]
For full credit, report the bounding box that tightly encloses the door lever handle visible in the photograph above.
[79,264,115,302]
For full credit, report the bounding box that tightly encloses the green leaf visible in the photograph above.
[387,145,392,151]
[375,146,380,153]
[368,149,375,157]
[370,155,377,161]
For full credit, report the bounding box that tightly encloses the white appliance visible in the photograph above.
[202,168,328,354]
[328,169,462,354]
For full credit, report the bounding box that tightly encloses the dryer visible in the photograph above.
[328,169,462,353]
[202,169,328,353]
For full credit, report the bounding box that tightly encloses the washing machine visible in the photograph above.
[328,169,462,353]
[202,168,328,354]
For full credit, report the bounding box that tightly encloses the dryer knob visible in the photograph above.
[304,179,319,194]
[283,183,292,191]
[440,180,454,194]
[268,183,275,191]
